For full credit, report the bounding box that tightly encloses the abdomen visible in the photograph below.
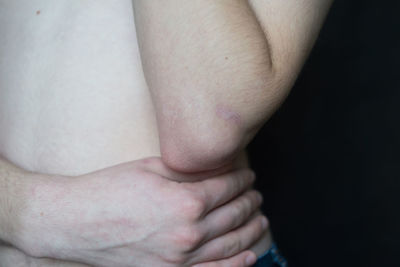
[0,1,160,265]
[0,0,160,176]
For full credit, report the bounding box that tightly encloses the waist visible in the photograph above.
[0,92,161,176]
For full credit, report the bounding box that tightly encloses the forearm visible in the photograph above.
[133,0,332,173]
[133,0,275,172]
[0,156,32,246]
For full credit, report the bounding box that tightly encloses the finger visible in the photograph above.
[138,158,256,213]
[248,228,273,257]
[189,214,268,264]
[199,190,262,242]
[191,168,256,214]
[191,250,257,267]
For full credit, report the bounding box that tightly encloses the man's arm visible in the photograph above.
[133,0,333,173]
[0,157,31,247]
[0,156,264,266]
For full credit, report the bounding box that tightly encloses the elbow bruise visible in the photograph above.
[159,103,247,173]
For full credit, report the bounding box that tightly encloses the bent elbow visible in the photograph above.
[160,124,243,173]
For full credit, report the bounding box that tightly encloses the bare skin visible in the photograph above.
[0,1,269,266]
[1,157,267,267]
[132,0,334,172]
[0,0,332,266]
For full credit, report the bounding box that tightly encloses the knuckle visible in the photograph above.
[174,226,204,252]
[160,251,186,266]
[243,193,254,209]
[23,244,44,258]
[181,194,206,220]
[231,199,245,220]
[236,195,254,218]
[224,235,242,256]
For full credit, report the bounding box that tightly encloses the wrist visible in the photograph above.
[11,172,68,257]
[8,171,71,257]
[0,158,30,245]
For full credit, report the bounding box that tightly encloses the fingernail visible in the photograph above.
[245,253,257,266]
[261,216,268,230]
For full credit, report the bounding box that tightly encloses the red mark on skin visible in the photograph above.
[36,10,41,15]
[216,104,241,125]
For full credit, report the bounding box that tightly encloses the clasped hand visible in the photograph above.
[16,157,267,267]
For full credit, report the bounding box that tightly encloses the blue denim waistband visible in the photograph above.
[252,243,288,267]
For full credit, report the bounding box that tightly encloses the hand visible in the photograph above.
[16,157,267,267]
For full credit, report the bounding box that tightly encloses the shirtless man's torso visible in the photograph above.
[0,1,332,266]
[0,0,160,176]
[0,1,266,266]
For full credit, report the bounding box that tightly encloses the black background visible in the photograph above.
[249,1,400,266]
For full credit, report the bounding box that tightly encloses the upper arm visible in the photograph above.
[133,0,333,172]
[248,0,334,80]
